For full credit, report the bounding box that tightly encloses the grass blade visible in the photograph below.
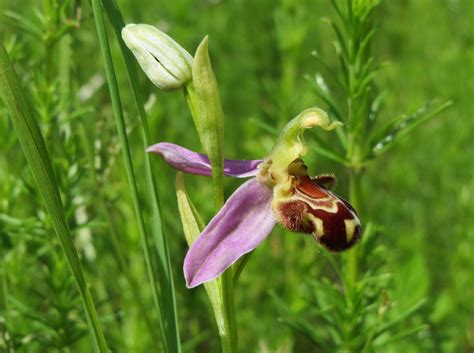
[100,1,181,351]
[90,1,172,351]
[0,42,108,353]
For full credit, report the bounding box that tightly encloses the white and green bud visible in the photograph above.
[121,23,193,91]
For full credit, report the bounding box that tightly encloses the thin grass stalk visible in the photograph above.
[100,2,181,350]
[90,1,169,351]
[0,42,109,353]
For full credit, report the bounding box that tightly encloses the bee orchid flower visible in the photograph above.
[147,108,361,288]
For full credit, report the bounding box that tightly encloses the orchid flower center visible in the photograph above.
[256,107,341,195]
[254,108,361,252]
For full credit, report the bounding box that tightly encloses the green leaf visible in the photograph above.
[248,117,278,136]
[306,73,344,122]
[232,252,253,284]
[90,1,177,351]
[354,28,376,73]
[2,10,43,39]
[185,36,225,208]
[175,173,225,335]
[374,324,429,347]
[309,134,349,165]
[101,0,181,350]
[374,299,427,338]
[0,42,108,353]
[368,100,452,158]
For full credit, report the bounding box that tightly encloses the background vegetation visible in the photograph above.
[0,0,472,352]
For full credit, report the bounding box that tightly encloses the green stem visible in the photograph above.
[184,85,238,353]
[90,1,169,351]
[213,178,237,353]
[211,145,237,353]
[220,270,237,353]
[347,169,362,291]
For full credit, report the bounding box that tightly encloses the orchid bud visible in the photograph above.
[121,24,193,91]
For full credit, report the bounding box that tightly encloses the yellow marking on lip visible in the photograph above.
[294,194,340,213]
[306,214,324,238]
[344,219,358,242]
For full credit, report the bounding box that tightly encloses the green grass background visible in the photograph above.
[0,0,472,352]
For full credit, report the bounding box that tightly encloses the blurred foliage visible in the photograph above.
[0,0,472,352]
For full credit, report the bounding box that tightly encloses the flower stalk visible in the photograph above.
[183,35,237,353]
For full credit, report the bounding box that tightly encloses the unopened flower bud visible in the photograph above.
[122,23,193,91]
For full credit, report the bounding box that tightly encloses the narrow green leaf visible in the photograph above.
[306,74,344,122]
[232,252,253,284]
[354,28,376,73]
[369,100,452,158]
[329,0,344,23]
[374,299,427,338]
[325,19,349,63]
[309,133,349,165]
[90,1,173,351]
[374,325,429,347]
[367,90,387,125]
[310,51,345,91]
[2,10,43,39]
[175,173,225,335]
[0,42,108,353]
[101,1,181,351]
[248,117,278,136]
[185,36,225,208]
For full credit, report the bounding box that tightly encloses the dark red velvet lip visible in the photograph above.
[275,175,361,252]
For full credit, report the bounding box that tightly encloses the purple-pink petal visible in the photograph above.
[147,142,262,178]
[184,178,275,288]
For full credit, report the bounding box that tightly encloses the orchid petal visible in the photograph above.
[147,142,261,178]
[184,178,275,288]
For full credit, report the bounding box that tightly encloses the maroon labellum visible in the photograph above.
[275,175,361,252]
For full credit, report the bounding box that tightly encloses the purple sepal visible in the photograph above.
[183,178,275,288]
[147,142,261,178]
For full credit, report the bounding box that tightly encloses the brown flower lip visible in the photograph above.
[275,175,361,252]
